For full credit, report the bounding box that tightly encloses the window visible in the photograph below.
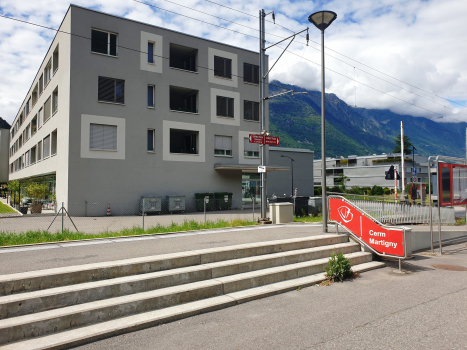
[25,151,30,167]
[19,112,23,126]
[32,84,38,106]
[214,56,232,79]
[44,97,51,123]
[214,135,232,156]
[51,130,57,155]
[148,85,155,108]
[26,97,31,115]
[147,129,155,152]
[170,43,197,72]
[244,100,259,121]
[243,63,259,84]
[98,76,125,104]
[53,45,59,73]
[148,42,154,63]
[90,124,117,151]
[43,135,50,158]
[44,59,52,86]
[19,135,22,149]
[31,146,36,164]
[37,140,42,161]
[31,115,37,135]
[170,129,198,154]
[244,137,259,158]
[91,29,117,56]
[169,86,198,113]
[216,96,234,118]
[39,74,43,95]
[38,108,43,128]
[52,87,58,114]
[25,124,30,141]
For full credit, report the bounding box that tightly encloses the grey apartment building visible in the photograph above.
[8,5,274,215]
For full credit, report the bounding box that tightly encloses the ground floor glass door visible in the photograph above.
[242,173,261,208]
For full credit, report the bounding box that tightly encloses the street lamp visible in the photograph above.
[308,10,337,233]
[280,155,295,196]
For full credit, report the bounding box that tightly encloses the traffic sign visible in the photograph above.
[264,136,280,145]
[258,166,266,173]
[412,176,417,183]
[249,134,264,144]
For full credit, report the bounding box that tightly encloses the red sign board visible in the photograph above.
[439,162,467,206]
[329,198,405,257]
[249,134,264,144]
[264,136,280,146]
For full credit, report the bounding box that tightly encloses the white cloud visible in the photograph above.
[0,0,466,125]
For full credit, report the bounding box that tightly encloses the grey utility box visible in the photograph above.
[308,197,322,216]
[140,196,162,215]
[166,195,186,213]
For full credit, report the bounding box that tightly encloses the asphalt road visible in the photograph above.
[75,241,467,350]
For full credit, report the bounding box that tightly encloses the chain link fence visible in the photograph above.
[0,196,262,234]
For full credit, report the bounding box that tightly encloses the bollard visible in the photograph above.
[204,198,207,224]
[142,204,145,231]
[61,202,64,234]
[252,197,255,222]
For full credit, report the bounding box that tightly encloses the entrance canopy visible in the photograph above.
[214,163,289,173]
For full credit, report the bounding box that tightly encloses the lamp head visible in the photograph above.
[308,11,337,31]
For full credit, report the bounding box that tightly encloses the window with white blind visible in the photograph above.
[214,135,232,156]
[89,124,117,151]
[244,137,259,158]
[44,97,51,123]
[216,96,234,118]
[44,59,52,87]
[38,108,43,128]
[37,141,42,161]
[43,135,51,158]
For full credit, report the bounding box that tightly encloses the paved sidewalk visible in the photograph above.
[76,240,467,350]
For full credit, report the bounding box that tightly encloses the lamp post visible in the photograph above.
[308,10,337,233]
[280,155,295,196]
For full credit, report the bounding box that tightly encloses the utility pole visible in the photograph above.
[401,121,405,198]
[258,9,308,221]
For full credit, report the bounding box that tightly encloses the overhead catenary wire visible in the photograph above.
[0,13,464,137]
[203,0,467,110]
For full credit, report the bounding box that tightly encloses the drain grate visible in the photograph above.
[432,264,467,271]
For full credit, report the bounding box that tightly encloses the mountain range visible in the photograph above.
[268,80,466,159]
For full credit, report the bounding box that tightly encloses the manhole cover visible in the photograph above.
[432,264,467,271]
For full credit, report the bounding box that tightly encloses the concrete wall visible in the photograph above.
[8,9,72,207]
[65,6,267,215]
[268,147,314,197]
[0,129,10,182]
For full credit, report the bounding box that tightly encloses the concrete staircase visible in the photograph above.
[0,234,384,349]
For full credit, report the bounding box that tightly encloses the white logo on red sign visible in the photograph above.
[338,206,353,223]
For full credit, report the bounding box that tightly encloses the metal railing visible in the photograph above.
[328,192,455,225]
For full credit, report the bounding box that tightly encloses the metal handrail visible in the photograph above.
[327,195,409,261]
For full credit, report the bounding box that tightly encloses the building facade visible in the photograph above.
[8,5,276,215]
[314,154,429,190]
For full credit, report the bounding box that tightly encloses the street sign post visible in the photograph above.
[264,136,280,146]
[249,134,264,144]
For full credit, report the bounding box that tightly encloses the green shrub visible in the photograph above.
[325,252,353,282]
[330,186,340,193]
[347,186,364,195]
[383,187,391,195]
[372,185,384,196]
[314,187,322,196]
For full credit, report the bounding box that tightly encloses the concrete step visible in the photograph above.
[0,234,348,296]
[0,242,360,319]
[0,252,370,344]
[0,261,385,350]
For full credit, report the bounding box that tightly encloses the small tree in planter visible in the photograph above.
[7,180,22,209]
[25,182,49,214]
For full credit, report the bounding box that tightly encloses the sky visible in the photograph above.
[0,0,466,126]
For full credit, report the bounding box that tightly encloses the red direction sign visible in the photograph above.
[264,136,280,146]
[249,134,264,144]
[329,197,405,258]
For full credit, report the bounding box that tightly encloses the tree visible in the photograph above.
[335,174,350,190]
[392,135,413,155]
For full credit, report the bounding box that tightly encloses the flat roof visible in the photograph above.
[214,164,289,172]
[269,147,313,153]
[71,4,259,54]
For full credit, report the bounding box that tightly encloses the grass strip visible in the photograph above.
[294,215,323,223]
[0,202,18,214]
[0,218,256,247]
